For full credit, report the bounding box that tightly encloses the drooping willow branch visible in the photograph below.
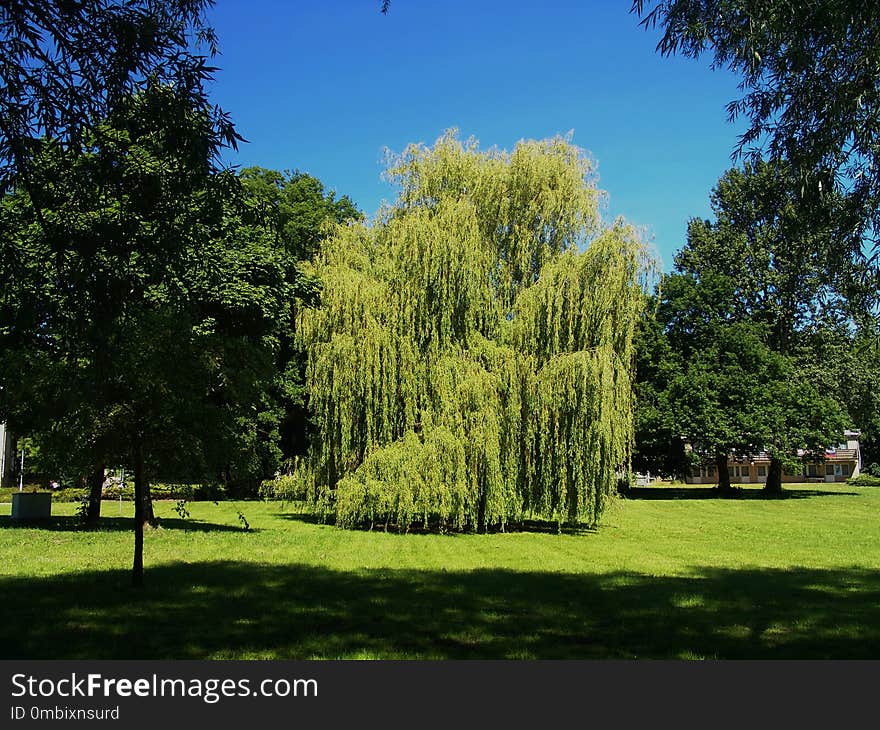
[296,131,652,530]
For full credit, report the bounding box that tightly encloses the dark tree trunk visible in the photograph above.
[132,443,145,587]
[764,457,783,495]
[142,480,157,527]
[477,485,487,533]
[716,453,732,493]
[84,462,104,527]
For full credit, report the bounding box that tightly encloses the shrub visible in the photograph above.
[848,473,880,487]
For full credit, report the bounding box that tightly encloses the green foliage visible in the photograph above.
[633,1,880,265]
[74,492,91,525]
[848,473,880,487]
[238,167,361,466]
[631,297,687,477]
[173,500,191,520]
[299,131,650,529]
[259,458,314,505]
[335,426,470,530]
[240,167,360,265]
[0,84,285,490]
[674,160,846,354]
[0,1,239,188]
[804,325,880,467]
[659,316,847,488]
[636,161,853,489]
[666,323,772,459]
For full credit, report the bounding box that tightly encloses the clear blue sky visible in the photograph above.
[206,0,747,270]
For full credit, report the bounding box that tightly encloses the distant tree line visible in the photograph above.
[633,161,879,488]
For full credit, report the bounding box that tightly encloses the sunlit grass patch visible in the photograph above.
[1,483,878,659]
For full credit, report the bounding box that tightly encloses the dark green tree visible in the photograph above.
[667,323,780,492]
[752,347,848,491]
[0,85,285,585]
[632,297,687,479]
[239,167,360,464]
[641,277,847,493]
[802,321,880,469]
[643,161,852,493]
[839,329,880,467]
[643,269,767,491]
[675,160,846,356]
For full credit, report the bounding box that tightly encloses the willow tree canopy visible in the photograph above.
[297,131,651,530]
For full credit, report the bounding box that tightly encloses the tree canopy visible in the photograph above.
[632,0,880,282]
[634,161,851,490]
[673,160,848,356]
[296,131,651,530]
[239,166,361,463]
[0,0,237,191]
[0,85,285,583]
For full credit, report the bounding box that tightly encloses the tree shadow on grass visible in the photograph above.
[0,561,877,660]
[273,512,597,536]
[0,515,256,534]
[624,487,859,501]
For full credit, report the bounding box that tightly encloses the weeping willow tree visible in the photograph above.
[296,131,651,530]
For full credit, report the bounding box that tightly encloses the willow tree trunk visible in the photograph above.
[477,489,487,533]
[84,462,104,527]
[764,457,783,495]
[142,481,156,527]
[132,443,145,587]
[715,453,732,493]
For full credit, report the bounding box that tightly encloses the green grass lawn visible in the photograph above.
[1,483,878,659]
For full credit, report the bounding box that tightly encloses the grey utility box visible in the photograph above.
[11,492,52,520]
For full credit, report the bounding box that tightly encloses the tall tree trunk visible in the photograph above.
[142,480,156,527]
[84,462,104,527]
[132,442,145,587]
[477,484,487,533]
[715,453,732,493]
[764,457,783,495]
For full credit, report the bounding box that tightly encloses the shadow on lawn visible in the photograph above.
[0,515,255,533]
[624,487,858,501]
[1,561,877,660]
[274,511,597,536]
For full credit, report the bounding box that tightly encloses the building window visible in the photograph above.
[808,464,819,477]
[708,466,716,477]
[843,464,851,476]
[826,464,835,475]
[757,465,766,477]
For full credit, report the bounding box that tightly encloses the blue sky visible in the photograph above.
[206,0,747,270]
